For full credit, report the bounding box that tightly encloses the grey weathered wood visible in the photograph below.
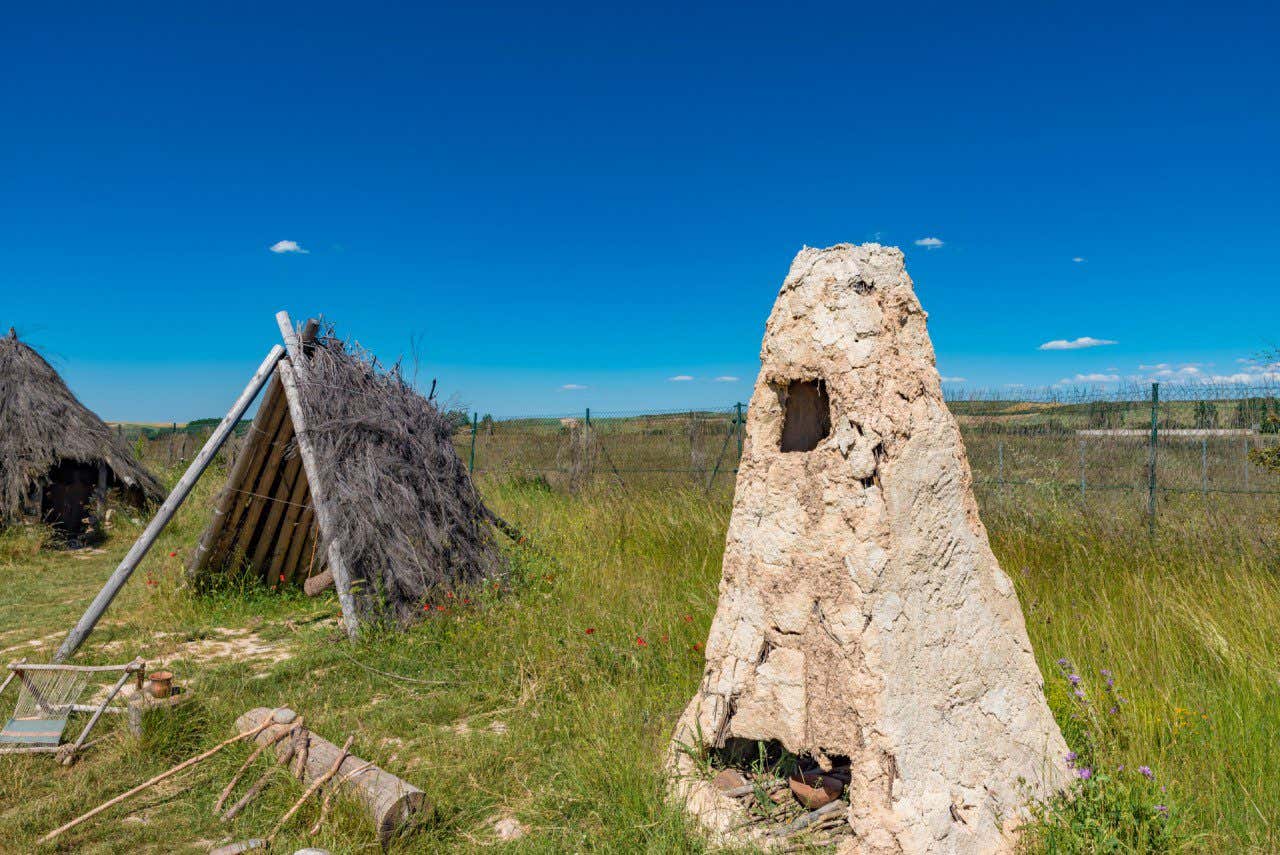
[237,707,426,846]
[54,347,286,663]
[67,658,145,757]
[7,661,145,674]
[275,312,360,638]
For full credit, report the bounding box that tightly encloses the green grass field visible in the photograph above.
[1,467,1277,852]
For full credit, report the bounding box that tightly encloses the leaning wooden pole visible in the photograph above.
[54,346,287,663]
[274,311,361,638]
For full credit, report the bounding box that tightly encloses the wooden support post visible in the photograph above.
[54,347,286,663]
[275,312,360,638]
[64,658,145,763]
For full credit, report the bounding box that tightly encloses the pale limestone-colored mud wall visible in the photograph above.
[670,243,1069,853]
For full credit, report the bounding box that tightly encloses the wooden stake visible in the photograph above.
[38,710,286,845]
[310,760,375,835]
[55,347,286,662]
[222,723,302,822]
[266,735,354,844]
[214,720,301,814]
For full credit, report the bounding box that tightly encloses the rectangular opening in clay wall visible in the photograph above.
[779,379,831,452]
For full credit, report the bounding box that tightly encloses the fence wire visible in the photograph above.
[126,382,1280,522]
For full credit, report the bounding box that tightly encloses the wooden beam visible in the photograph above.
[54,347,286,663]
[279,501,318,587]
[186,376,286,582]
[205,380,291,577]
[275,311,360,636]
[275,356,360,638]
[252,429,305,585]
[266,441,313,587]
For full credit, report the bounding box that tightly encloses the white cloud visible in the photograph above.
[1038,336,1117,351]
[1072,257,1086,263]
[940,376,967,383]
[914,237,944,249]
[560,383,587,391]
[667,375,694,382]
[713,376,739,382]
[269,240,309,254]
[1058,373,1121,384]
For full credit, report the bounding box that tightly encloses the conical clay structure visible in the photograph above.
[669,244,1069,853]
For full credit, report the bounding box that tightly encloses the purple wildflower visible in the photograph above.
[1057,657,1070,668]
[1109,706,1119,715]
[1073,689,1086,700]
[1154,804,1168,813]
[1077,768,1092,780]
[1139,765,1154,779]
[1065,751,1078,766]
[1069,674,1081,686]
[1100,668,1112,677]
[1116,764,1125,772]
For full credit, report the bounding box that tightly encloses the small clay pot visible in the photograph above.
[788,772,844,810]
[712,768,748,793]
[148,671,174,699]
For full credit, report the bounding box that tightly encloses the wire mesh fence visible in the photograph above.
[126,381,1280,524]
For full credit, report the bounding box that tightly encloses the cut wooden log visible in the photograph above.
[303,568,335,597]
[236,707,425,846]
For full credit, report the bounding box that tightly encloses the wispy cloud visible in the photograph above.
[713,376,739,383]
[269,239,309,254]
[914,237,944,249]
[1058,373,1121,384]
[1038,336,1117,351]
[667,375,694,382]
[940,376,967,383]
[560,383,587,391]
[1072,257,1086,263]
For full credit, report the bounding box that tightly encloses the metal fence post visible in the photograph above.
[468,412,478,474]
[1243,436,1250,492]
[997,440,1004,494]
[1078,438,1086,502]
[1201,435,1208,498]
[1147,382,1159,535]
[585,407,592,487]
[735,402,744,466]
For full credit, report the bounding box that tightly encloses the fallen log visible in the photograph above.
[236,707,425,846]
[302,568,334,597]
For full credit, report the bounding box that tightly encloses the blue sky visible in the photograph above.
[3,2,1277,420]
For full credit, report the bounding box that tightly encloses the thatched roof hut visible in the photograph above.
[0,329,164,538]
[187,316,505,627]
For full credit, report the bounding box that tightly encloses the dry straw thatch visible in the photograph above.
[293,329,505,623]
[0,329,163,527]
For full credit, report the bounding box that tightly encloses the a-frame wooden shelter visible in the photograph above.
[56,311,504,662]
[185,318,334,597]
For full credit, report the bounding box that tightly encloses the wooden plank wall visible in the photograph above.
[196,378,325,588]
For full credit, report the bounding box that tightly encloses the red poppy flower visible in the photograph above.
[691,642,702,652]
[683,614,693,623]
[436,605,446,611]
[661,634,669,643]
[445,591,454,599]
[169,551,178,558]
[585,627,596,635]
[636,637,647,647]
